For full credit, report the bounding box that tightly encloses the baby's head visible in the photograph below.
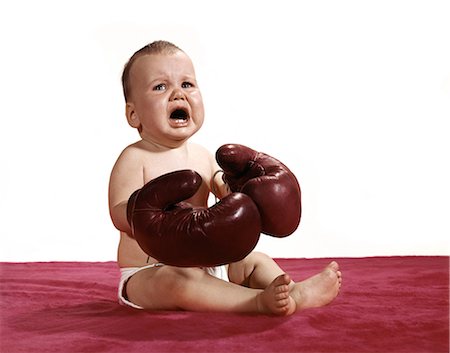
[122,41,182,102]
[122,40,204,148]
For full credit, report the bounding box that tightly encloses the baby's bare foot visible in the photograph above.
[290,261,342,311]
[256,274,296,316]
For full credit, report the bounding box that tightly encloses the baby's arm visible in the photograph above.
[108,146,144,236]
[210,154,231,200]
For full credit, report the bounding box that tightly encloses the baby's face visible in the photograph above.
[127,51,204,147]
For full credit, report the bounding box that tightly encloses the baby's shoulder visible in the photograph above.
[115,141,149,166]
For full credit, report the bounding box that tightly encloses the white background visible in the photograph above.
[1,0,449,262]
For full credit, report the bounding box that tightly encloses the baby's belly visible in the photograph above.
[117,232,158,268]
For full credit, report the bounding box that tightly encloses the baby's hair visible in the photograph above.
[121,40,183,102]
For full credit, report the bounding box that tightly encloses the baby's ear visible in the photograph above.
[125,102,141,129]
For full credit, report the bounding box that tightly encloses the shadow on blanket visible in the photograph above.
[1,257,448,353]
[8,300,289,342]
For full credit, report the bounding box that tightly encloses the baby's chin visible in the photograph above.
[169,127,202,144]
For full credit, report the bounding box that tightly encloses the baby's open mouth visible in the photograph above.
[170,109,189,121]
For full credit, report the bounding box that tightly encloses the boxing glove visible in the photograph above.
[127,169,261,267]
[216,144,301,237]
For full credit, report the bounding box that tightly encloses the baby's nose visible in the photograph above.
[170,88,185,100]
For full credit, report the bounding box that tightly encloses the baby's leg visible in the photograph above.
[125,265,293,315]
[229,253,342,313]
[228,252,288,288]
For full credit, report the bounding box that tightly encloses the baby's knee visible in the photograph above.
[127,266,206,310]
[229,251,272,271]
[158,266,209,305]
[245,251,272,264]
[228,251,273,283]
[171,266,205,280]
[158,266,205,289]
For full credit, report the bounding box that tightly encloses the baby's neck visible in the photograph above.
[139,137,189,152]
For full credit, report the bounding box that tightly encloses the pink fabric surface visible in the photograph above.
[1,257,448,353]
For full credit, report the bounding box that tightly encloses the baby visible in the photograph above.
[108,40,342,315]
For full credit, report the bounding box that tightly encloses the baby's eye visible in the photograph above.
[153,83,166,91]
[182,82,194,88]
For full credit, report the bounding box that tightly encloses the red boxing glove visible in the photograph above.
[127,169,261,267]
[216,144,301,237]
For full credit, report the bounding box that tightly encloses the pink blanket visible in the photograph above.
[1,257,448,353]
